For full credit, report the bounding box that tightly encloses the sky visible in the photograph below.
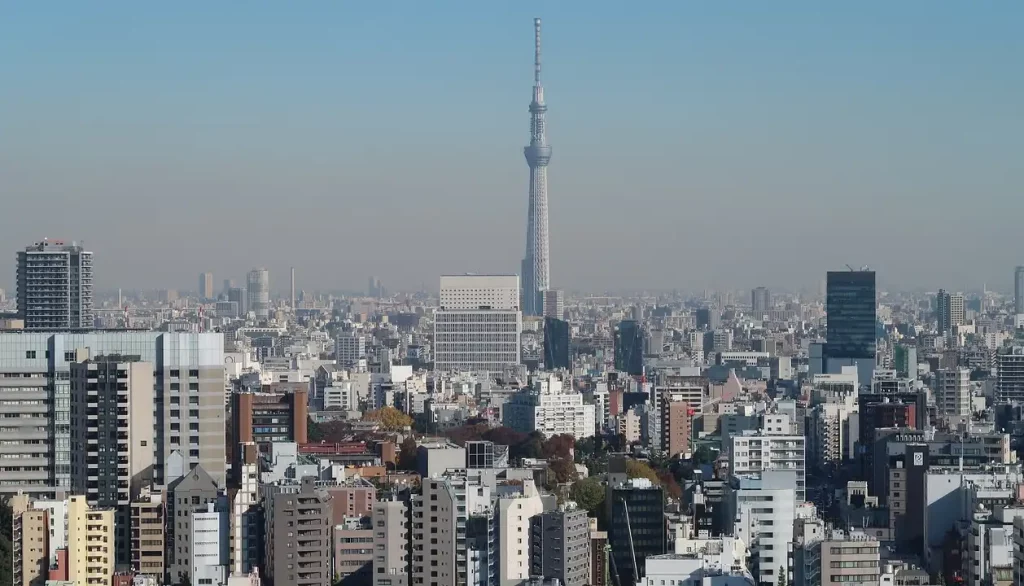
[1,2,1022,294]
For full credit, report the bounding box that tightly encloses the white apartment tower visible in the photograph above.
[434,275,522,374]
[730,426,806,501]
[17,239,94,330]
[336,331,368,367]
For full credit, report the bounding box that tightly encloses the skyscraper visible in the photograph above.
[521,18,552,316]
[246,268,270,320]
[751,286,771,313]
[614,320,645,376]
[17,239,93,330]
[543,316,570,370]
[1015,266,1024,315]
[198,272,214,300]
[825,270,876,382]
[937,289,965,334]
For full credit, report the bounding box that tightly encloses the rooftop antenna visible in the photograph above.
[534,17,542,85]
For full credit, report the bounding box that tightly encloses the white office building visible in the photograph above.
[336,332,367,367]
[728,471,799,586]
[434,275,522,374]
[503,374,595,440]
[192,502,229,586]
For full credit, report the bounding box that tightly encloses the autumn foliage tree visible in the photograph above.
[625,459,660,485]
[362,406,413,431]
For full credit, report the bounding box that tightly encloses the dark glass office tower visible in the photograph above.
[543,317,570,369]
[825,271,876,360]
[614,320,645,376]
[606,479,666,586]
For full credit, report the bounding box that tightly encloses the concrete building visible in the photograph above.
[199,272,215,300]
[130,489,165,581]
[752,287,772,314]
[268,477,333,586]
[16,239,94,330]
[333,516,374,584]
[503,374,596,440]
[336,332,368,367]
[416,440,467,479]
[935,368,971,417]
[730,430,806,501]
[246,268,270,320]
[541,289,565,320]
[229,389,308,485]
[434,275,522,374]
[411,474,495,586]
[728,472,799,586]
[11,493,49,586]
[167,465,220,584]
[529,504,590,586]
[70,356,154,564]
[230,442,262,576]
[372,497,410,586]
[497,481,545,586]
[997,347,1024,403]
[67,495,115,586]
[793,524,880,586]
[0,331,226,496]
[193,501,230,586]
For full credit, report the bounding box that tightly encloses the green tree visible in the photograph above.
[778,567,787,586]
[625,459,660,485]
[307,417,325,442]
[569,477,606,513]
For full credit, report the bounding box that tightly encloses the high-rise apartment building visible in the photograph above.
[0,331,226,497]
[529,505,591,586]
[410,474,495,586]
[935,368,971,416]
[1016,266,1024,315]
[246,268,270,320]
[434,275,522,374]
[661,391,694,458]
[751,287,772,314]
[937,289,965,335]
[70,356,154,564]
[497,481,545,586]
[268,478,334,586]
[997,347,1024,403]
[730,428,807,501]
[198,272,214,300]
[336,331,368,367]
[16,239,93,330]
[826,270,876,383]
[372,497,411,586]
[728,472,798,586]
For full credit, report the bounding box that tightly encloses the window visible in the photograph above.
[64,352,75,362]
[25,351,36,359]
[170,370,180,378]
[189,369,199,377]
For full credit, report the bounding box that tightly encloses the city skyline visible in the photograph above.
[2,3,1022,292]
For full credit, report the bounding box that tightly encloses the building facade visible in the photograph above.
[434,275,522,374]
[16,239,94,330]
[0,331,226,497]
[268,478,334,586]
[246,268,270,320]
[529,505,590,586]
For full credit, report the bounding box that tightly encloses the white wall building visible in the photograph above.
[435,275,522,375]
[336,332,367,367]
[503,375,596,440]
[935,368,971,417]
[729,471,800,586]
[730,431,806,501]
[192,502,229,586]
[497,480,545,586]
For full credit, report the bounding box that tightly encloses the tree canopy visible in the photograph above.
[362,406,413,431]
[569,477,606,514]
[625,460,661,485]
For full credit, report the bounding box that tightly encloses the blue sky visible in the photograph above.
[1,2,1021,293]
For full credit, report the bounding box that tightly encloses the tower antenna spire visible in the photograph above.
[534,18,542,85]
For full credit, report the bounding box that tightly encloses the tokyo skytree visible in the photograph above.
[521,17,551,316]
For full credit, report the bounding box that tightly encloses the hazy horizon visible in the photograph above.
[2,2,1022,294]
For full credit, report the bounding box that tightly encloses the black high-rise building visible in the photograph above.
[825,270,876,360]
[606,479,666,586]
[543,317,570,369]
[614,320,645,376]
